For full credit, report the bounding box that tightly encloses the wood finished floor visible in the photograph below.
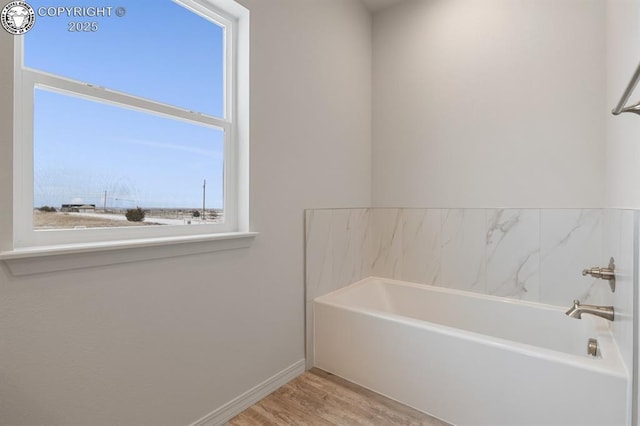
[227,368,451,426]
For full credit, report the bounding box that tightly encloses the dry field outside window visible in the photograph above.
[33,210,158,229]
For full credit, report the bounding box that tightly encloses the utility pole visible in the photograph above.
[103,190,107,212]
[202,179,206,222]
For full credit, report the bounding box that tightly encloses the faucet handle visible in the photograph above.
[581,258,616,293]
[582,267,610,278]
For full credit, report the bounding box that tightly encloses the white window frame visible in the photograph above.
[12,0,250,250]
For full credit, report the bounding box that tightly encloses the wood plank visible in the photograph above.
[276,377,382,425]
[308,369,447,425]
[228,369,451,426]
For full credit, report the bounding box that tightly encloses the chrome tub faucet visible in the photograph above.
[565,300,614,321]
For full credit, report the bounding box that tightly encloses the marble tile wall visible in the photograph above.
[306,208,613,304]
[605,210,637,377]
[305,208,636,369]
[305,208,372,368]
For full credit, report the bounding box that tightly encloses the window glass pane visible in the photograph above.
[33,88,224,230]
[24,0,225,118]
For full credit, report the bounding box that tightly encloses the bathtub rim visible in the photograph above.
[314,276,628,379]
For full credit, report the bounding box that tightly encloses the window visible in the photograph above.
[13,0,249,249]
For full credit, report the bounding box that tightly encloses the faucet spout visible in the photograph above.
[565,300,582,318]
[565,299,614,321]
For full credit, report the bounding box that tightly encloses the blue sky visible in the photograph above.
[26,0,225,209]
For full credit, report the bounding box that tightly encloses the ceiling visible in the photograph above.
[360,0,408,12]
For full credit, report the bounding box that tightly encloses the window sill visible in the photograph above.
[0,232,258,276]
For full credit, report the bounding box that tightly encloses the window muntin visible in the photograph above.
[14,0,241,249]
[24,0,225,118]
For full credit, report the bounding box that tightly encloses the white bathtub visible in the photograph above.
[314,277,629,426]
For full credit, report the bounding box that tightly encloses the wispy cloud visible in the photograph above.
[118,137,223,159]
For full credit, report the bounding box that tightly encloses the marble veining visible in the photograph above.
[331,209,371,290]
[306,208,610,306]
[554,209,601,249]
[440,209,486,292]
[304,210,333,303]
[486,209,521,256]
[401,209,440,285]
[539,209,604,306]
[486,209,540,301]
[370,209,403,279]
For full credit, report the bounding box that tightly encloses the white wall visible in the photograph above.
[0,0,372,424]
[606,0,640,208]
[372,0,606,208]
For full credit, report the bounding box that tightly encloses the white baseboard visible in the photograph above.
[189,359,306,426]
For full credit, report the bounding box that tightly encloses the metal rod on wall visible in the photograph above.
[612,61,640,116]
